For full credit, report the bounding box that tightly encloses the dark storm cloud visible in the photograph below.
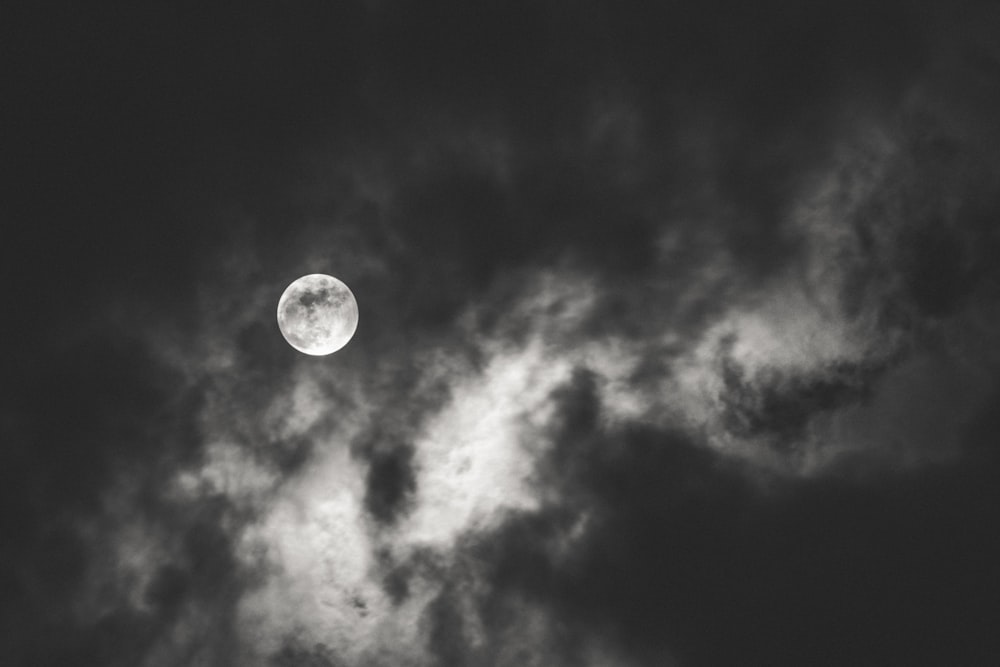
[364,443,417,525]
[0,334,254,666]
[717,351,887,449]
[84,497,250,667]
[428,366,1000,666]
[269,642,339,667]
[4,0,1000,665]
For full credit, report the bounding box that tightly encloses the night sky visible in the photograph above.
[5,2,1000,665]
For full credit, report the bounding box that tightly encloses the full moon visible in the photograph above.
[277,274,359,355]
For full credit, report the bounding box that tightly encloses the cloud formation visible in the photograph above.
[4,1,1000,665]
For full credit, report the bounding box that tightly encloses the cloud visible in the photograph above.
[425,364,1000,665]
[364,441,417,525]
[4,1,1000,665]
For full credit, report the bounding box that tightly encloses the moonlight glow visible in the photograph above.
[277,274,359,355]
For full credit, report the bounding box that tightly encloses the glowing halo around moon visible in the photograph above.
[277,274,359,355]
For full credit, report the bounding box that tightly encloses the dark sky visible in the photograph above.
[4,2,1000,665]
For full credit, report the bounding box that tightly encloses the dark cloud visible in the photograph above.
[269,641,339,667]
[717,352,886,449]
[0,332,257,666]
[449,366,1000,666]
[82,499,249,667]
[365,443,417,525]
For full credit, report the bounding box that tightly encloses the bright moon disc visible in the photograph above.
[277,274,359,355]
